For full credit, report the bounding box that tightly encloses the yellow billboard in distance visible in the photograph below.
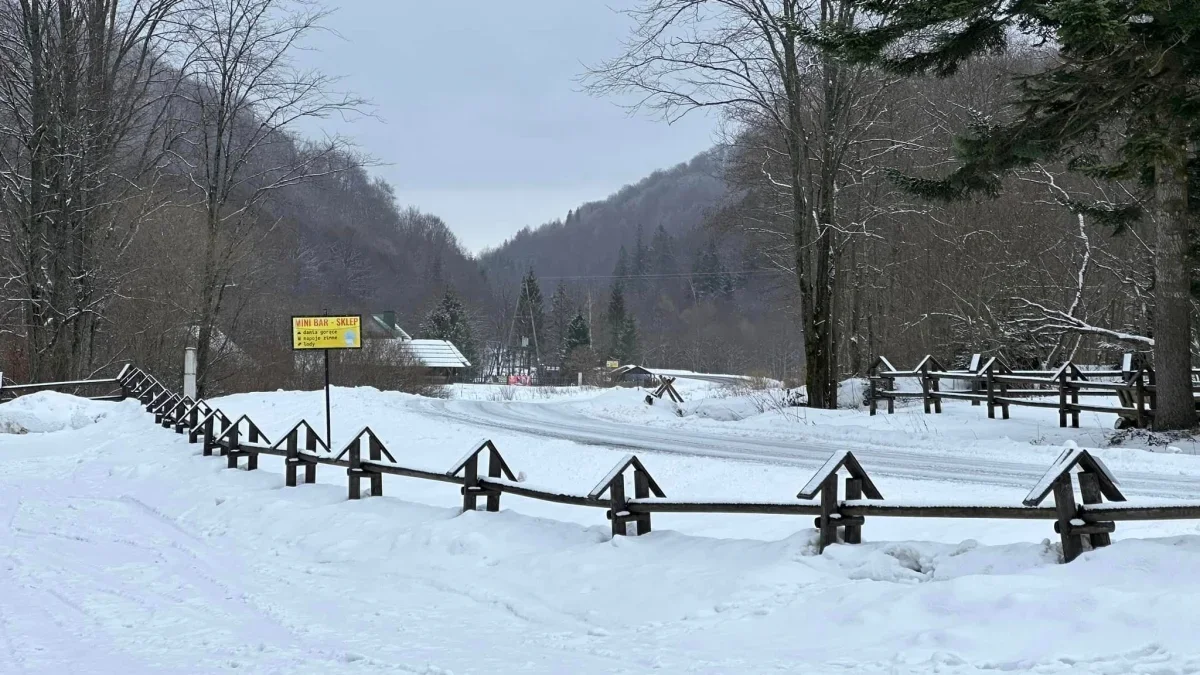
[292,315,363,350]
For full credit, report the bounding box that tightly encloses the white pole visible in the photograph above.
[183,347,197,399]
[577,371,583,387]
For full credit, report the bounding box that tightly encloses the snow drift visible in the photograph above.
[0,391,112,434]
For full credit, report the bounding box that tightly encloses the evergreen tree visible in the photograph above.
[630,224,648,297]
[420,288,478,370]
[605,282,631,362]
[650,224,680,303]
[564,312,591,356]
[618,316,639,364]
[829,0,1200,429]
[650,224,676,274]
[613,245,630,281]
[515,267,545,354]
[548,282,573,365]
[690,239,730,300]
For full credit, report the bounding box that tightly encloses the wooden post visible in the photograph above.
[1071,378,1080,428]
[843,478,862,544]
[368,435,384,497]
[1051,475,1084,563]
[920,359,932,414]
[885,376,894,414]
[184,404,198,435]
[202,415,215,456]
[986,365,997,419]
[969,354,982,406]
[1057,370,1068,428]
[461,454,480,512]
[1147,367,1157,415]
[609,478,627,537]
[1077,472,1112,549]
[1134,369,1147,429]
[634,469,652,535]
[486,446,503,512]
[931,371,942,414]
[304,426,319,483]
[867,376,877,416]
[347,440,363,500]
[285,429,300,487]
[225,425,241,468]
[818,474,839,552]
[246,422,262,471]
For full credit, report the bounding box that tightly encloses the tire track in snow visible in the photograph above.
[410,399,1200,500]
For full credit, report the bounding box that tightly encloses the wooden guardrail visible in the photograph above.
[0,364,131,402]
[113,365,1200,564]
[865,353,1189,429]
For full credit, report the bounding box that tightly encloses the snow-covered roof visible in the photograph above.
[406,339,471,369]
[366,314,411,340]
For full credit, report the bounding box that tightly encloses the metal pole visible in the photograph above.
[324,348,332,449]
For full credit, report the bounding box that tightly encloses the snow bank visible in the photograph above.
[0,391,112,434]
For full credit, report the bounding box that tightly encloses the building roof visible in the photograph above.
[365,313,410,340]
[406,339,471,369]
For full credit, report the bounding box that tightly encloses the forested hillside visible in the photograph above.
[481,150,727,287]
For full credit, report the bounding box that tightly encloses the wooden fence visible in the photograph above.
[0,364,131,403]
[98,364,1200,564]
[865,353,1196,429]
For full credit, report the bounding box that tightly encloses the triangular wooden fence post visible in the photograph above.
[1051,362,1087,429]
[335,428,395,500]
[161,396,192,429]
[181,399,211,436]
[798,451,884,552]
[193,409,231,455]
[915,356,944,415]
[978,357,1012,420]
[152,393,179,425]
[588,455,665,537]
[273,421,329,487]
[866,356,897,415]
[140,380,162,407]
[967,354,983,406]
[218,416,270,470]
[448,439,517,513]
[119,368,145,399]
[1024,447,1126,562]
[121,369,146,398]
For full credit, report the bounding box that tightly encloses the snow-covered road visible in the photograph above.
[410,397,1200,500]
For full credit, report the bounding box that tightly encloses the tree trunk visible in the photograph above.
[1150,119,1196,430]
[194,223,221,399]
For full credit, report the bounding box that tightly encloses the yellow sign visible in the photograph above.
[606,360,620,369]
[292,315,363,350]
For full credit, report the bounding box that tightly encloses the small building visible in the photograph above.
[364,312,471,382]
[610,364,657,387]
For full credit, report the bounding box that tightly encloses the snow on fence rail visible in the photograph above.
[865,353,1188,429]
[16,364,1191,564]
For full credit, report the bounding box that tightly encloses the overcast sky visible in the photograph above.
[292,1,718,254]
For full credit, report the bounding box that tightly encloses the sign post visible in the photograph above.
[291,314,362,448]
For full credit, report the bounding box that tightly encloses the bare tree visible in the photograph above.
[171,0,366,394]
[0,0,184,381]
[587,0,894,407]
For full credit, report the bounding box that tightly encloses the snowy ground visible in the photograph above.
[4,383,1200,673]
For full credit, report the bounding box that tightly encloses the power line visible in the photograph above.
[536,269,791,282]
